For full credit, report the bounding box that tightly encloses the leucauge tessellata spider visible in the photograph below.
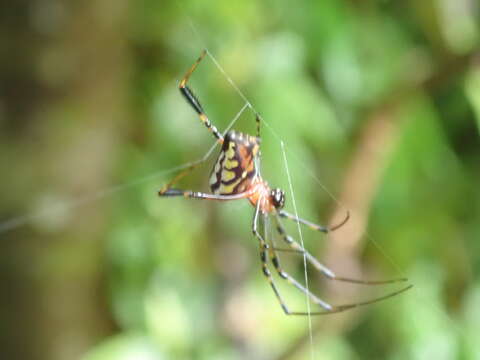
[158,50,412,315]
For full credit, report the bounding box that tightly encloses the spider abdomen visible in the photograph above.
[209,130,260,195]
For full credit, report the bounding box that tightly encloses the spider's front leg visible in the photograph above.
[179,49,224,143]
[159,50,225,195]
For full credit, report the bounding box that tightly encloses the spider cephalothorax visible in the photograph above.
[158,49,412,315]
[271,188,285,209]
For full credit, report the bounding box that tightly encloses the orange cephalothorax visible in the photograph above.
[209,130,260,195]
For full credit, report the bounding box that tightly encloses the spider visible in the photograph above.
[158,50,412,315]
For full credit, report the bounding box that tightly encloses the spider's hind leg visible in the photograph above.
[252,203,333,315]
[278,209,350,233]
[274,215,409,284]
[269,214,412,314]
[267,236,412,315]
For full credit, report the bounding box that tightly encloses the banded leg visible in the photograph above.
[159,188,253,201]
[267,226,412,315]
[159,50,226,195]
[179,50,223,143]
[278,209,350,233]
[252,200,295,314]
[274,215,408,284]
[267,235,334,313]
[158,161,204,195]
[255,113,261,138]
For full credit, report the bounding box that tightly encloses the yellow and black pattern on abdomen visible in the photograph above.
[209,131,260,195]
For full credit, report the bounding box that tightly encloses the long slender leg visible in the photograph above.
[158,161,204,195]
[179,50,223,143]
[278,209,350,233]
[159,50,226,195]
[159,188,253,201]
[267,225,412,315]
[252,204,360,314]
[265,222,334,312]
[252,201,298,314]
[255,113,261,138]
[275,215,408,284]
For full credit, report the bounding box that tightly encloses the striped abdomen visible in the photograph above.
[209,130,260,195]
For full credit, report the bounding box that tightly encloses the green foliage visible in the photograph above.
[91,1,480,359]
[2,1,479,359]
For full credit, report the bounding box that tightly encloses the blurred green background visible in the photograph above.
[1,1,479,359]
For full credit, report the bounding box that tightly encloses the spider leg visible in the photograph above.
[278,209,350,233]
[159,188,253,201]
[268,219,412,315]
[279,284,413,316]
[159,50,228,196]
[179,49,223,143]
[255,113,261,138]
[158,160,205,196]
[252,199,331,315]
[274,215,408,284]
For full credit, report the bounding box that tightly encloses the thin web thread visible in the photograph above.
[183,11,463,351]
[0,103,249,235]
[281,141,315,359]
[253,112,409,279]
[193,30,464,338]
[183,9,316,352]
[184,16,256,111]
[195,36,405,275]
[182,12,317,358]
[261,121,414,287]
[0,7,463,342]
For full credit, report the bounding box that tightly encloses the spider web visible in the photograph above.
[0,6,392,354]
[0,8,465,358]
[0,103,249,234]
[184,17,318,358]
[178,12,465,354]
[0,15,320,359]
[280,140,315,358]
